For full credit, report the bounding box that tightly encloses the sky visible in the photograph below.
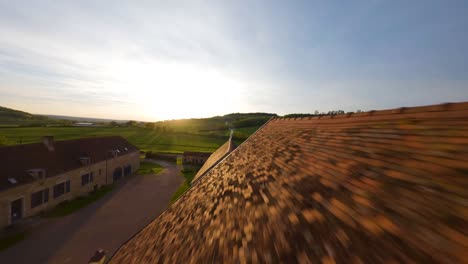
[0,0,467,121]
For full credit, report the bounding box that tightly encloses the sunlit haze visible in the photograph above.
[1,1,467,121]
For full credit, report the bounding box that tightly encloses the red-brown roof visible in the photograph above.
[192,137,236,183]
[110,102,468,263]
[0,136,139,191]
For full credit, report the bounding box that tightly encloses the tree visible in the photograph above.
[145,122,155,129]
[283,113,314,118]
[126,120,137,127]
[327,110,345,115]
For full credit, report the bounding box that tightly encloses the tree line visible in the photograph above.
[283,110,363,118]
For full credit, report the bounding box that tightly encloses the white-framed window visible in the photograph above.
[81,173,94,186]
[53,180,70,199]
[31,189,49,208]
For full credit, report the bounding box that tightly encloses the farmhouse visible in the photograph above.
[110,102,468,263]
[0,136,140,228]
[182,151,212,165]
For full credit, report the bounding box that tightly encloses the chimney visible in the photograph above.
[42,136,54,151]
[80,156,91,166]
[228,129,236,152]
[28,169,46,180]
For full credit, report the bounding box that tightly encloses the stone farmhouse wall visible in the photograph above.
[0,151,139,228]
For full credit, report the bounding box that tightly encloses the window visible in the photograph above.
[124,165,132,176]
[53,183,64,198]
[53,180,70,199]
[31,191,42,208]
[31,188,49,208]
[82,173,94,186]
[44,189,49,202]
[81,174,89,186]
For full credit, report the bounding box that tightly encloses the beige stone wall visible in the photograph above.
[0,151,140,228]
[106,151,140,184]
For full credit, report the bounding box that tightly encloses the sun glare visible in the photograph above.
[104,60,247,121]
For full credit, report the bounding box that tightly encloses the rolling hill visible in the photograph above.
[0,106,277,152]
[0,106,53,126]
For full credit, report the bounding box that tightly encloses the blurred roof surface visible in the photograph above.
[111,102,468,263]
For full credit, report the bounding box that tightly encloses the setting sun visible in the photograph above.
[95,59,249,121]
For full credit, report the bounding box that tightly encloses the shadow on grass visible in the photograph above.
[137,161,164,175]
[170,181,190,204]
[42,185,114,218]
[0,231,28,251]
[170,166,200,204]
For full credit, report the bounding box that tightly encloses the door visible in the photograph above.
[113,167,123,181]
[124,165,132,176]
[11,198,23,223]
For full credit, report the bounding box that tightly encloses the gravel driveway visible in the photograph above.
[0,160,184,264]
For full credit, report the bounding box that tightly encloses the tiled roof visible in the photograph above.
[191,137,236,183]
[110,102,468,263]
[0,136,139,191]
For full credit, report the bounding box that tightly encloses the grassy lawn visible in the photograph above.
[181,167,198,183]
[0,127,229,153]
[170,167,199,204]
[170,181,190,204]
[0,231,28,251]
[138,161,164,175]
[233,126,261,135]
[43,185,114,218]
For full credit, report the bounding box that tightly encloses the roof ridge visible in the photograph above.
[274,101,468,122]
[191,116,275,185]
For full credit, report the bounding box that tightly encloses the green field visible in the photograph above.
[0,106,274,153]
[0,124,266,153]
[0,126,232,153]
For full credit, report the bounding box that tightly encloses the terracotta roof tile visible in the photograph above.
[110,102,468,263]
[192,137,236,183]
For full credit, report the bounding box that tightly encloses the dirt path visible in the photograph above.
[0,160,184,264]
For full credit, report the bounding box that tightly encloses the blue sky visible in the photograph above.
[0,0,467,121]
